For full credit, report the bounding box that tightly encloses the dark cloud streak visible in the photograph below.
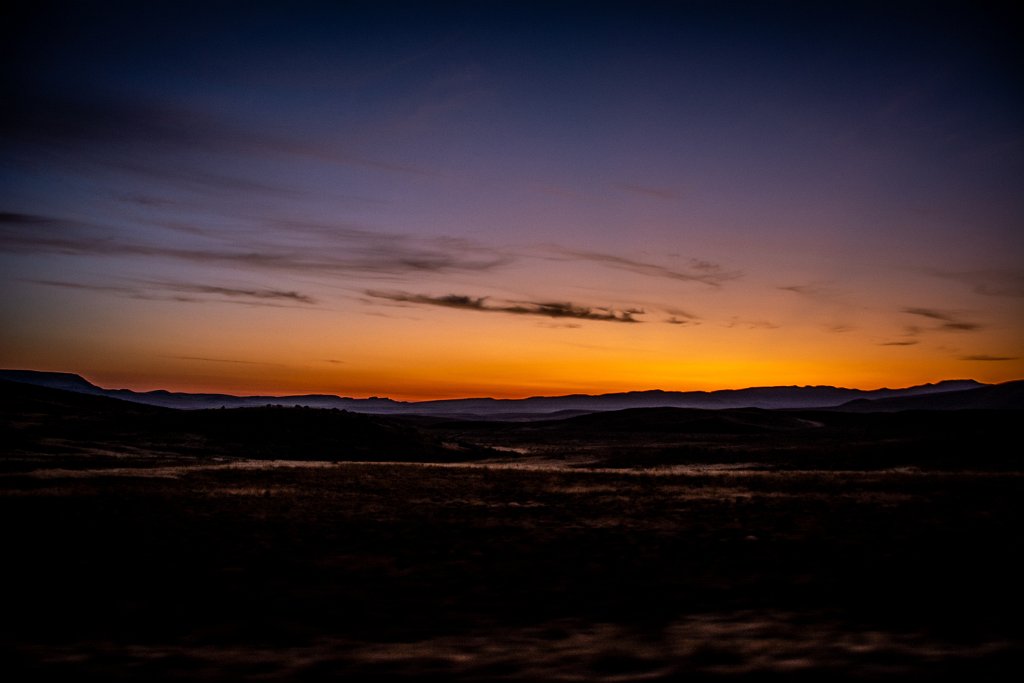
[724,317,779,330]
[779,283,836,297]
[4,212,746,290]
[27,278,318,308]
[1,211,513,277]
[28,279,139,295]
[172,356,274,365]
[902,307,983,332]
[365,290,644,323]
[1,89,432,177]
[927,269,1024,298]
[551,249,740,287]
[152,283,317,304]
[617,184,679,200]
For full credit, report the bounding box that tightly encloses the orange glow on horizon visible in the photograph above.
[40,350,1021,402]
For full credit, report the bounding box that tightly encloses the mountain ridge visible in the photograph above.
[1,369,1005,416]
[836,380,1024,412]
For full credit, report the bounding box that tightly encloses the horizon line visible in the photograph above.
[1,368,1006,404]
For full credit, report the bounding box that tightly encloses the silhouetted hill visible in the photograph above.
[0,369,404,411]
[0,369,110,396]
[374,381,984,415]
[837,380,1024,412]
[0,375,165,415]
[556,406,815,433]
[424,403,1023,470]
[5,379,1022,470]
[0,380,485,462]
[0,369,992,416]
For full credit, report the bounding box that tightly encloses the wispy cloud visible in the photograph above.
[531,183,587,200]
[1,211,513,278]
[662,306,701,326]
[959,354,1018,361]
[154,283,316,304]
[172,356,275,365]
[617,183,680,200]
[903,307,982,332]
[0,212,57,225]
[549,248,740,287]
[665,307,700,319]
[778,282,841,299]
[28,279,139,296]
[28,278,318,308]
[927,269,1024,298]
[364,290,645,323]
[879,340,920,346]
[723,317,779,330]
[2,89,432,179]
[4,211,749,296]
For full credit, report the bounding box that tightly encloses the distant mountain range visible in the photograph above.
[0,377,483,462]
[2,369,1019,416]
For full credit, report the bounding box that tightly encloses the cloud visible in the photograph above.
[902,307,954,321]
[8,211,749,297]
[778,282,853,309]
[172,356,274,365]
[617,184,680,200]
[7,212,742,319]
[28,279,139,295]
[153,283,317,304]
[665,307,700,320]
[0,212,58,225]
[98,157,299,196]
[723,317,779,330]
[550,249,740,287]
[28,278,318,308]
[1,211,513,278]
[368,292,488,310]
[532,184,587,200]
[364,290,645,323]
[778,282,840,298]
[902,307,983,332]
[662,307,700,325]
[959,354,1018,361]
[927,269,1024,298]
[1,89,431,178]
[879,340,920,346]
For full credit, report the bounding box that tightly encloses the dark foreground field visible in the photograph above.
[3,457,1022,681]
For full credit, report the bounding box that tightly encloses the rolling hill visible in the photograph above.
[0,369,1001,416]
[0,379,485,462]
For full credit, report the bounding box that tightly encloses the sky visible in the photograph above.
[1,1,1021,399]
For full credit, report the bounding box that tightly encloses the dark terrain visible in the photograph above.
[2,379,1022,680]
[0,369,1005,414]
[1,380,484,463]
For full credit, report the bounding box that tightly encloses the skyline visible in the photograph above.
[2,1,1021,400]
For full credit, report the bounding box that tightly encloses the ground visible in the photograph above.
[3,455,1021,681]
